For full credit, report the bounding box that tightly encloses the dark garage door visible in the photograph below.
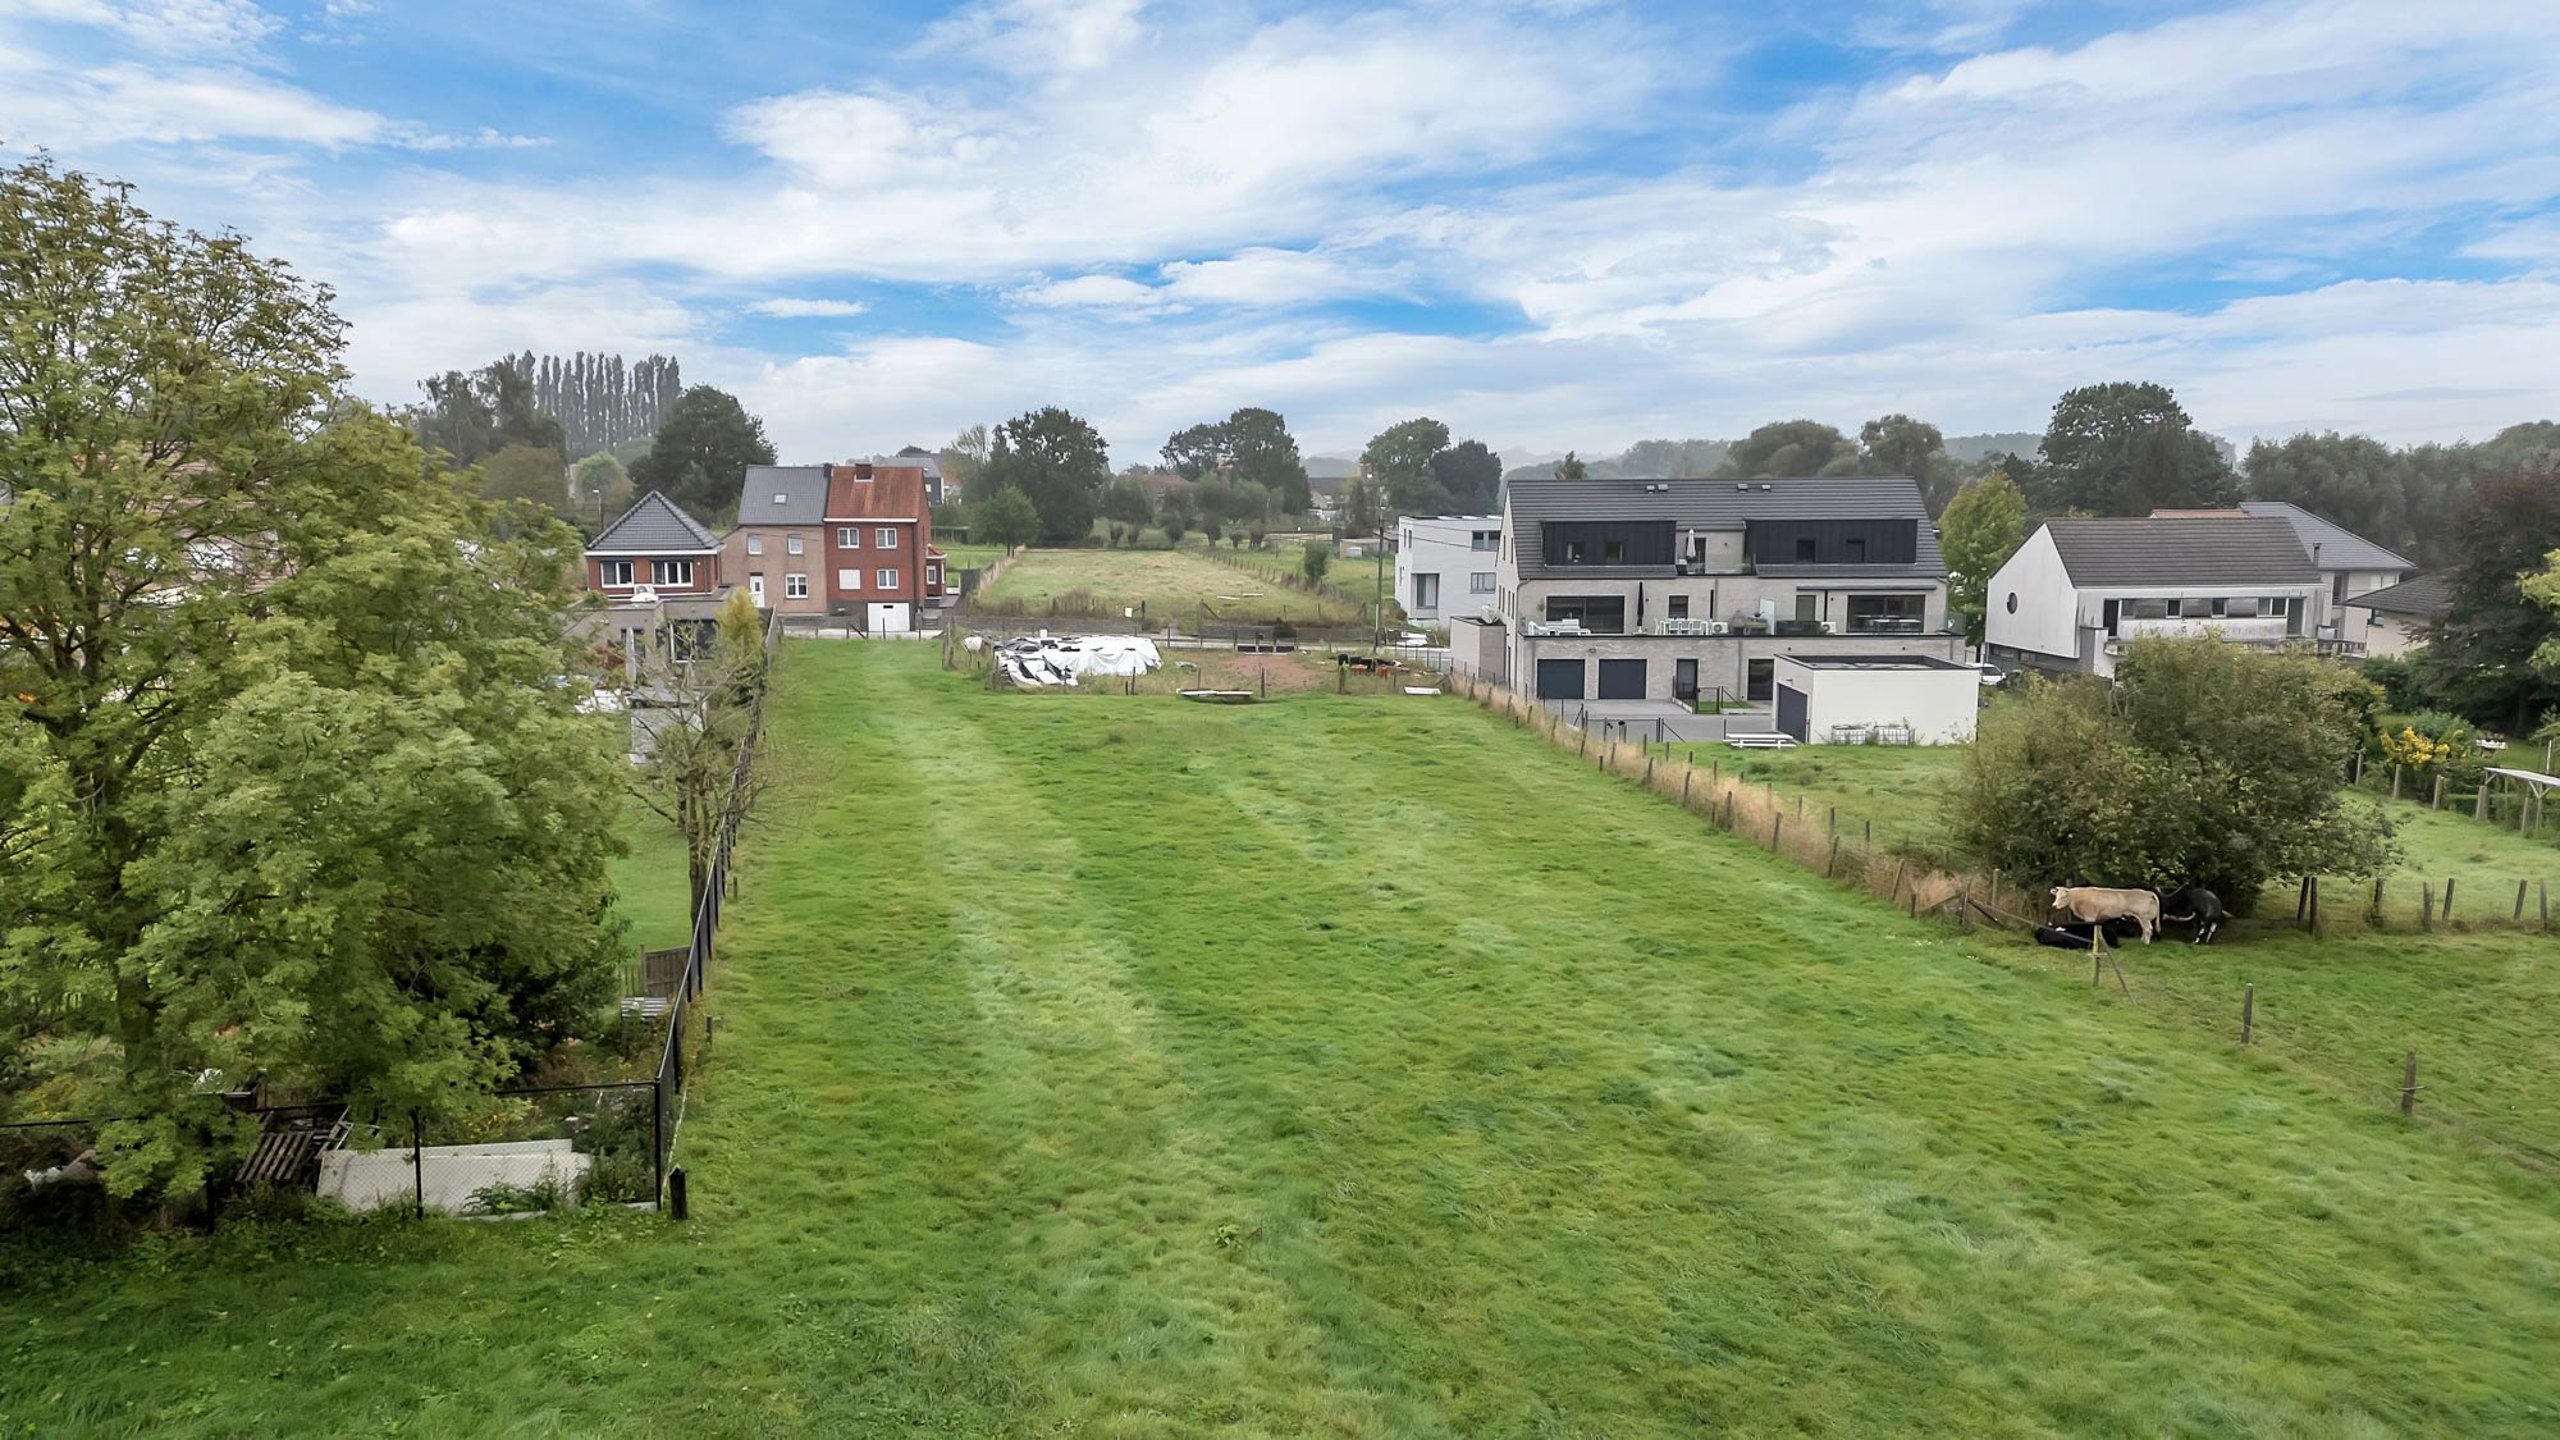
[1775,683,1808,742]
[1596,658,1647,700]
[1535,658,1587,700]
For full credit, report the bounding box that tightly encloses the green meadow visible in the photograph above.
[6,642,2560,1436]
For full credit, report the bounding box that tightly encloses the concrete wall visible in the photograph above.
[1777,659,1978,744]
[1448,615,1507,684]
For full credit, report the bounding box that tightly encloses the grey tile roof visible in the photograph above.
[736,465,831,526]
[590,490,720,554]
[2343,573,2449,619]
[1506,476,1943,581]
[2043,517,2318,588]
[2237,500,2412,573]
[872,453,942,477]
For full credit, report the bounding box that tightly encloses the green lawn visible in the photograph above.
[605,802,693,953]
[937,542,1008,570]
[976,546,1363,628]
[8,642,2560,1434]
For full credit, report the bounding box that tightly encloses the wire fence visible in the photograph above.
[0,612,777,1230]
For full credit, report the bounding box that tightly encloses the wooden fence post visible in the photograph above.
[1827,835,1842,878]
[2390,765,2402,801]
[2306,877,2319,933]
[2240,984,2254,1044]
[2444,876,2457,919]
[2401,1052,2419,1116]
[1888,858,1908,904]
[2517,879,2530,922]
[2370,877,2384,925]
[2295,877,2310,924]
[2432,773,2446,811]
[2542,881,2550,932]
[1682,771,1692,807]
[1770,813,1783,852]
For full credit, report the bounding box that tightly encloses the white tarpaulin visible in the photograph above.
[997,634,1163,686]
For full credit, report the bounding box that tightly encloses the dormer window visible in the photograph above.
[1795,538,1817,562]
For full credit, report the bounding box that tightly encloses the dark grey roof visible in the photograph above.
[871,454,942,477]
[737,465,831,526]
[590,490,719,554]
[2237,501,2412,572]
[2043,517,2318,588]
[1506,476,1943,582]
[2343,573,2450,619]
[1780,654,1973,671]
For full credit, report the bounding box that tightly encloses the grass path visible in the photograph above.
[7,643,2560,1435]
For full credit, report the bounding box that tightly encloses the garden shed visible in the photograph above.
[1772,654,1979,745]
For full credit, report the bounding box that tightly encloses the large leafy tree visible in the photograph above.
[1361,417,1453,516]
[982,406,1111,544]
[0,159,624,1194]
[2242,432,2412,558]
[1431,439,1504,511]
[972,485,1043,550]
[629,385,774,521]
[1938,471,2027,646]
[414,358,566,467]
[1859,413,1955,514]
[1721,420,1860,477]
[2035,381,2237,514]
[479,443,570,518]
[2420,465,2560,731]
[1159,408,1311,513]
[572,449,633,528]
[1952,639,2395,905]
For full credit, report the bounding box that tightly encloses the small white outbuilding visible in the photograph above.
[1772,654,1980,746]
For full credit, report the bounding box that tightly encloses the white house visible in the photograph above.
[1985,516,2324,678]
[2234,502,2412,640]
[1394,514,1502,626]
[2339,573,2448,658]
[1773,654,1979,745]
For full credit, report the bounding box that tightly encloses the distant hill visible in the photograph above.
[1304,454,1360,480]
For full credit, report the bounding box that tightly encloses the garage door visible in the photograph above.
[1596,658,1647,700]
[1535,658,1586,700]
[1775,683,1808,742]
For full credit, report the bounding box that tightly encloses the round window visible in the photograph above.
[2004,592,2019,614]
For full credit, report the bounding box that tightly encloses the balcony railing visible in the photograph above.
[2115,615,2289,643]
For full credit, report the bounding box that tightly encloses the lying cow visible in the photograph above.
[2050,885,2159,944]
[2032,918,2145,951]
[2159,886,2225,944]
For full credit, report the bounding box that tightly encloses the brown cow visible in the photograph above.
[2049,886,2160,943]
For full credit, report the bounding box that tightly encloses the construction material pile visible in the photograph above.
[996,633,1164,686]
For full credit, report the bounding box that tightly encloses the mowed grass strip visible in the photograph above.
[5,642,2560,1437]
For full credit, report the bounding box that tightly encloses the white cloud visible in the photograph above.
[13,0,279,59]
[746,298,871,318]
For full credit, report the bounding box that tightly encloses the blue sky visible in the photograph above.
[5,0,2557,466]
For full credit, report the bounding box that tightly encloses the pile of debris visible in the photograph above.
[992,633,1164,687]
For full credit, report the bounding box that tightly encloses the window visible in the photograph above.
[2129,598,2171,620]
[1846,594,1925,634]
[875,568,898,590]
[1471,530,1499,551]
[2224,596,2259,618]
[1562,540,1588,563]
[787,535,805,556]
[1794,592,1819,623]
[1844,537,1866,563]
[1668,594,1689,620]
[607,559,634,586]
[1413,573,1440,609]
[838,528,860,548]
[2005,591,2018,614]
[1795,537,1817,562]
[927,563,941,586]
[746,534,764,556]
[659,559,694,587]
[838,568,862,591]
[1470,572,1495,594]
[785,573,809,599]
[877,527,897,549]
[1543,595,1625,632]
[1746,658,1774,703]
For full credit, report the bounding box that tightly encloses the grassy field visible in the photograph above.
[976,546,1363,628]
[936,541,1009,570]
[1192,537,1399,621]
[9,643,2560,1435]
[605,802,693,953]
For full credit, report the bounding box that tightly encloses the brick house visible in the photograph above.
[722,464,829,614]
[586,491,723,596]
[822,460,947,631]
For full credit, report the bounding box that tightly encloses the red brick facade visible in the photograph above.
[585,552,720,595]
[822,462,944,623]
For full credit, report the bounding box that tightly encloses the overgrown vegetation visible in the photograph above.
[1953,638,2396,902]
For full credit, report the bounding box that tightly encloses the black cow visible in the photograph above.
[2033,918,2143,951]
[2160,886,2225,944]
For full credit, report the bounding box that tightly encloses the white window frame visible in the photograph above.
[787,534,805,555]
[1471,530,1499,551]
[838,527,860,548]
[745,534,764,556]
[606,559,634,586]
[785,573,809,599]
[837,568,862,591]
[659,559,694,587]
[876,567,899,590]
[927,563,941,586]
[876,527,897,549]
[1470,572,1495,594]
